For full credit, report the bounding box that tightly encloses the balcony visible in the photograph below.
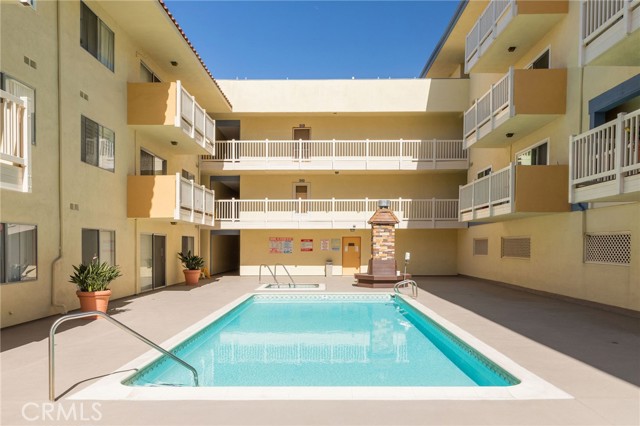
[127,81,215,155]
[569,109,640,203]
[464,0,568,73]
[459,163,570,222]
[463,68,566,149]
[580,0,640,65]
[0,90,30,192]
[214,198,465,230]
[127,173,215,226]
[200,139,467,172]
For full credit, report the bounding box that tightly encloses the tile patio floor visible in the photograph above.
[1,275,638,425]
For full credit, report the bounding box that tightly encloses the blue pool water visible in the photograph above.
[124,294,519,387]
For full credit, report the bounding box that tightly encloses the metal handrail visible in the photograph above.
[258,264,279,285]
[49,311,199,401]
[394,279,418,299]
[274,263,296,288]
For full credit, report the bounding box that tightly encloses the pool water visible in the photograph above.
[124,294,519,387]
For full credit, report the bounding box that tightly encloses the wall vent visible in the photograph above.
[584,232,631,265]
[501,237,531,259]
[23,56,37,69]
[473,238,488,256]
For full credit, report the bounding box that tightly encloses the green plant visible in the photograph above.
[178,251,205,270]
[69,259,122,292]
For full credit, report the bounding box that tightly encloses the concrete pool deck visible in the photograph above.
[1,275,638,425]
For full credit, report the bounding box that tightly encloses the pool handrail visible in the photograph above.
[258,264,279,285]
[48,311,199,401]
[274,263,296,288]
[394,279,418,299]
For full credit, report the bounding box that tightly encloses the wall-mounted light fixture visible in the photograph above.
[506,133,514,138]
[171,140,178,146]
[170,61,178,67]
[507,46,516,53]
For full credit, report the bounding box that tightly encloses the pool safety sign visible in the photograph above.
[320,239,329,251]
[300,239,313,252]
[269,237,293,254]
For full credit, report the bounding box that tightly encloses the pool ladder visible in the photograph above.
[394,279,418,299]
[258,263,296,287]
[48,311,199,401]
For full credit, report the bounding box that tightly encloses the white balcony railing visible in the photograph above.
[463,69,513,146]
[175,173,215,226]
[176,81,215,155]
[569,109,640,202]
[0,89,30,192]
[201,139,467,171]
[214,198,462,229]
[465,0,514,72]
[459,163,515,220]
[581,0,640,64]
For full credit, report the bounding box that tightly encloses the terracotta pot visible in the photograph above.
[76,290,112,319]
[183,269,201,285]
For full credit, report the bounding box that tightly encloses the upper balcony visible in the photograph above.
[214,198,465,230]
[580,0,640,65]
[127,173,215,226]
[127,81,215,156]
[464,0,568,74]
[0,90,30,192]
[463,68,566,149]
[459,163,570,222]
[569,108,640,203]
[200,139,467,172]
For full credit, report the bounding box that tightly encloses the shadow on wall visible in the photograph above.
[417,276,640,387]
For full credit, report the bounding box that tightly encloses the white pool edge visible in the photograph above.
[70,292,573,401]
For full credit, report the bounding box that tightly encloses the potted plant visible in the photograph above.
[69,259,122,318]
[178,251,205,285]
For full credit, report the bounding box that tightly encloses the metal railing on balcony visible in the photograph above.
[201,139,467,170]
[463,69,514,145]
[0,90,30,192]
[569,109,640,201]
[465,0,514,71]
[176,81,215,155]
[459,163,515,220]
[175,173,215,226]
[215,198,460,228]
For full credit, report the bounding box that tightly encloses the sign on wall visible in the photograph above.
[300,239,313,252]
[331,238,341,251]
[320,239,329,251]
[269,237,293,254]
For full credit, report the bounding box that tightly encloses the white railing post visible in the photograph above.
[569,134,575,204]
[265,139,269,166]
[231,139,236,163]
[615,112,625,195]
[190,179,196,222]
[174,81,182,128]
[508,67,515,118]
[432,139,437,167]
[200,184,206,224]
[365,139,370,169]
[231,197,236,223]
[331,197,335,228]
[265,198,268,226]
[399,138,403,169]
[509,162,516,213]
[432,197,436,228]
[332,139,336,170]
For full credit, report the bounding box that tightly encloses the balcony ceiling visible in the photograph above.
[99,1,232,113]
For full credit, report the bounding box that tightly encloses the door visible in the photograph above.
[342,236,361,275]
[294,183,309,213]
[292,127,310,159]
[152,235,166,288]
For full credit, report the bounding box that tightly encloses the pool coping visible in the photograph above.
[255,283,326,291]
[69,292,573,401]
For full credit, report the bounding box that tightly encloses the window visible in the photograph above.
[516,141,548,165]
[477,167,492,179]
[182,169,195,181]
[182,236,195,255]
[82,229,115,265]
[81,116,115,172]
[80,2,114,71]
[584,232,631,265]
[140,150,166,175]
[140,62,161,83]
[0,223,37,283]
[473,238,488,256]
[501,237,531,259]
[528,49,550,70]
[1,74,36,145]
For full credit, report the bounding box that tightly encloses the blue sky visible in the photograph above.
[164,1,460,79]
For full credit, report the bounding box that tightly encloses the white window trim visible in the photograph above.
[140,61,161,82]
[515,138,550,165]
[526,46,551,69]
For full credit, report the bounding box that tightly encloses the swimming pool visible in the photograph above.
[71,293,571,400]
[123,294,517,388]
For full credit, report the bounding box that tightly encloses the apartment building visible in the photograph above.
[0,0,229,327]
[423,0,639,311]
[1,0,638,328]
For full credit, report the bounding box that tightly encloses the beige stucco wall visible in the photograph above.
[240,228,458,276]
[457,203,640,310]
